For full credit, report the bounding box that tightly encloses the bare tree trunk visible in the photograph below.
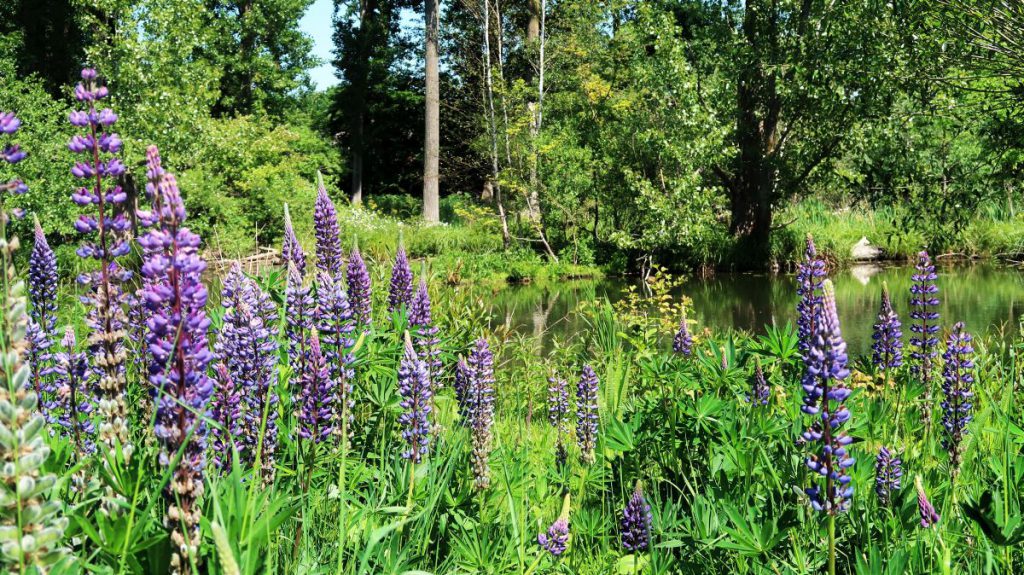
[422,0,441,223]
[530,0,557,261]
[482,0,511,247]
[351,114,364,204]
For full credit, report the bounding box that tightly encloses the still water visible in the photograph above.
[483,263,1024,357]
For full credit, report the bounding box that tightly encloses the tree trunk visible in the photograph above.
[350,114,364,205]
[422,0,441,223]
[482,0,511,247]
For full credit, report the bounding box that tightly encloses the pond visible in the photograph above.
[483,263,1024,357]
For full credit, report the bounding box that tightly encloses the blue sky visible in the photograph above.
[301,0,339,90]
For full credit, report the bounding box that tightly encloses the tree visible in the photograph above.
[422,0,440,222]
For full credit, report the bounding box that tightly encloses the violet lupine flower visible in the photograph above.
[916,476,940,528]
[313,172,343,277]
[909,251,940,409]
[138,156,213,573]
[26,319,54,414]
[216,264,280,482]
[29,218,58,333]
[299,330,335,444]
[315,272,356,445]
[1,111,28,198]
[388,242,414,313]
[409,276,441,383]
[547,375,570,465]
[285,262,314,381]
[467,338,495,489]
[538,518,569,557]
[576,365,600,465]
[748,360,770,407]
[801,280,855,514]
[454,357,471,423]
[347,242,372,329]
[68,68,132,458]
[621,483,653,552]
[871,283,903,372]
[796,234,827,356]
[281,203,306,276]
[51,327,94,456]
[874,446,902,507]
[397,334,432,463]
[210,363,243,471]
[941,322,974,477]
[673,313,692,356]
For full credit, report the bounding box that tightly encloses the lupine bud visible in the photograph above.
[874,446,901,507]
[28,218,58,334]
[576,365,599,465]
[796,234,827,356]
[388,242,413,313]
[909,251,940,424]
[801,280,854,514]
[409,275,441,383]
[941,322,974,477]
[346,242,372,330]
[673,313,692,356]
[467,338,495,489]
[916,476,940,528]
[397,334,432,463]
[621,483,652,552]
[281,203,306,276]
[547,374,570,465]
[313,172,343,277]
[285,263,314,381]
[871,283,903,372]
[748,359,770,407]
[68,71,132,459]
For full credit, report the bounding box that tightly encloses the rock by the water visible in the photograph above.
[851,237,883,261]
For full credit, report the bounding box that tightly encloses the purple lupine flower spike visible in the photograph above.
[874,446,902,507]
[315,272,356,446]
[748,359,770,407]
[409,271,441,383]
[916,476,940,528]
[314,172,343,277]
[454,356,472,423]
[388,240,414,313]
[538,518,569,557]
[673,312,692,356]
[621,482,653,552]
[801,280,855,514]
[467,338,495,488]
[52,326,94,456]
[210,363,243,471]
[796,234,827,356]
[138,153,213,573]
[68,68,132,458]
[299,330,335,445]
[281,203,306,276]
[26,319,54,411]
[397,333,432,463]
[346,241,372,330]
[576,365,600,465]
[909,251,940,423]
[29,217,58,333]
[941,322,974,477]
[285,262,314,382]
[1,111,28,199]
[871,282,903,372]
[547,374,570,465]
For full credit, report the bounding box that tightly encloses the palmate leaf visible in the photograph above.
[962,491,1024,547]
[714,505,786,558]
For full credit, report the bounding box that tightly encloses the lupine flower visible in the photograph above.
[68,69,132,458]
[874,446,902,507]
[29,217,58,333]
[621,483,653,552]
[576,364,600,465]
[138,152,213,574]
[397,334,432,463]
[298,330,335,445]
[26,318,54,415]
[313,172,343,277]
[211,363,243,471]
[909,251,940,422]
[388,242,414,313]
[673,312,692,356]
[215,264,280,481]
[748,359,770,407]
[467,338,495,489]
[801,280,854,514]
[409,275,441,383]
[916,476,940,528]
[281,203,306,276]
[52,326,95,456]
[285,262,314,381]
[0,250,70,571]
[1,111,27,198]
[454,357,471,423]
[871,283,903,372]
[547,374,570,465]
[941,322,974,477]
[796,234,827,356]
[538,518,569,557]
[347,242,372,329]
[315,272,356,445]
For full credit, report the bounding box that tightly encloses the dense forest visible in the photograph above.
[3,0,1024,272]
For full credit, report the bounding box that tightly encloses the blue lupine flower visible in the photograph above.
[398,334,432,463]
[871,283,903,371]
[940,322,974,476]
[576,365,599,465]
[874,446,902,507]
